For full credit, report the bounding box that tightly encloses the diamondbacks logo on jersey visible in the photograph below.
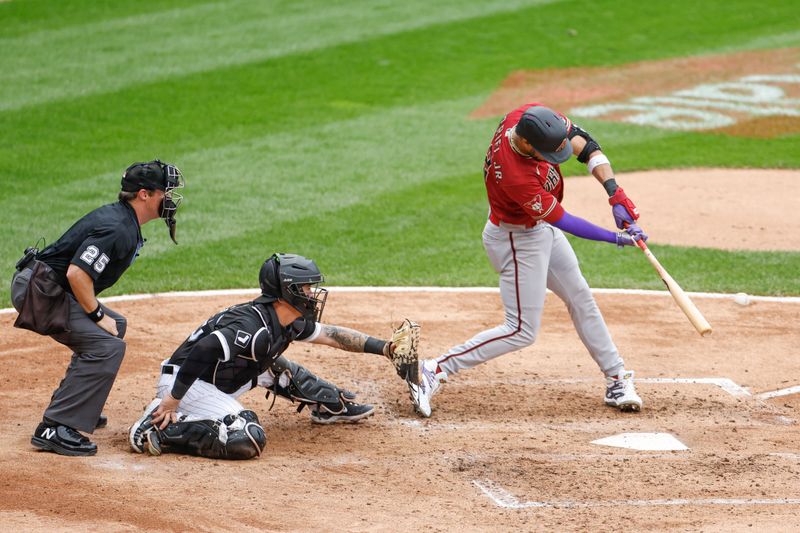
[234,330,252,348]
[524,194,543,213]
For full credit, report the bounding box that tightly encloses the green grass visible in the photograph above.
[1,0,799,305]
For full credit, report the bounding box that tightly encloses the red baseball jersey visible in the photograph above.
[483,103,573,226]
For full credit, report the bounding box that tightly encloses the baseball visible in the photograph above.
[733,292,750,306]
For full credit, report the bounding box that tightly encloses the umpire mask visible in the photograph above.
[122,160,185,244]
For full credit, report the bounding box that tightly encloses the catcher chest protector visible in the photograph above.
[266,356,354,415]
[152,410,266,460]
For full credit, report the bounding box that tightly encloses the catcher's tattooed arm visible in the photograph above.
[311,320,419,383]
[313,324,392,356]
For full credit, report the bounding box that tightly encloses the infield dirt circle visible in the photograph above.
[1,169,799,531]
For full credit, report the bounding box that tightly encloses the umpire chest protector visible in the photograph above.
[169,301,315,394]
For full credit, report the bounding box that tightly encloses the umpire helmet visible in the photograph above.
[121,160,183,194]
[259,253,328,321]
[121,159,185,243]
[515,106,573,164]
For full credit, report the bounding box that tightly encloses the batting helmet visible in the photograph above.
[259,253,328,321]
[514,106,573,164]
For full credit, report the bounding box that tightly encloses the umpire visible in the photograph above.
[10,160,185,457]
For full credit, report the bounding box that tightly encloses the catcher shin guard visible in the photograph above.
[266,356,373,423]
[147,412,266,460]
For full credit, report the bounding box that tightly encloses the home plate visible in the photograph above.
[591,433,688,451]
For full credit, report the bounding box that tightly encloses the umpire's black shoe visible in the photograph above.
[31,423,97,457]
[95,414,108,429]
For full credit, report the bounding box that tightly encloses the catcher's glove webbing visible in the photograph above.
[389,319,420,384]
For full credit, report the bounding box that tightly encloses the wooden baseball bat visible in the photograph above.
[627,229,712,337]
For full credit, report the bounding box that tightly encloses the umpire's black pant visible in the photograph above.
[11,268,127,434]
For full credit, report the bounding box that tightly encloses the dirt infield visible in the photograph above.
[2,289,800,532]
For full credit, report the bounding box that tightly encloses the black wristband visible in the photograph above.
[602,178,618,197]
[364,336,388,355]
[87,303,104,322]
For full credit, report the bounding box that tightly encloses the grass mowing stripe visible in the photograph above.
[0,96,493,255]
[0,0,203,37]
[710,29,800,52]
[3,1,798,184]
[0,0,561,112]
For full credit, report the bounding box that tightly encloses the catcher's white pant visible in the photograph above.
[154,360,280,422]
[435,219,625,378]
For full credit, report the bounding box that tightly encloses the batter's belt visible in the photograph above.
[489,212,539,231]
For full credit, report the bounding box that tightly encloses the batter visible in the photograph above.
[409,104,646,417]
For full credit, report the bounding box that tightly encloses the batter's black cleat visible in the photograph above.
[31,423,97,457]
[95,414,108,429]
[310,397,375,425]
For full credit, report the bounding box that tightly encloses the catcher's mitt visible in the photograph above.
[388,319,420,384]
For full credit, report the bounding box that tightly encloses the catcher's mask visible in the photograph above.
[515,106,573,164]
[121,159,185,243]
[258,253,328,321]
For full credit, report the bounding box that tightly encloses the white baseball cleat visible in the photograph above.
[604,370,643,412]
[408,359,446,417]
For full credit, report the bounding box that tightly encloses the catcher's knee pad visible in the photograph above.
[221,411,267,459]
[153,415,266,460]
[267,356,349,414]
[238,409,261,424]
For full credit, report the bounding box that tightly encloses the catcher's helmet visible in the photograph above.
[259,253,328,321]
[514,106,573,164]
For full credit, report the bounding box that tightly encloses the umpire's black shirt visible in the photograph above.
[37,201,143,295]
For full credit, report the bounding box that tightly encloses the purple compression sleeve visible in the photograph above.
[551,211,617,244]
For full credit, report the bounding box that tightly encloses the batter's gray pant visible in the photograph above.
[435,220,625,378]
[11,267,127,434]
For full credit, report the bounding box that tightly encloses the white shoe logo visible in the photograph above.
[42,428,56,439]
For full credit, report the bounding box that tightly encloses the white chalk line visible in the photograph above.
[640,377,751,397]
[757,385,800,400]
[2,286,799,315]
[472,480,800,509]
[461,377,752,397]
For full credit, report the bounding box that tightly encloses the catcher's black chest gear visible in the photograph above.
[169,301,317,394]
[35,201,144,295]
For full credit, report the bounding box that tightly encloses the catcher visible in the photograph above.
[129,253,419,460]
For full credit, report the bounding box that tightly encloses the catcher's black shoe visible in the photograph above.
[31,423,97,457]
[310,397,374,425]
